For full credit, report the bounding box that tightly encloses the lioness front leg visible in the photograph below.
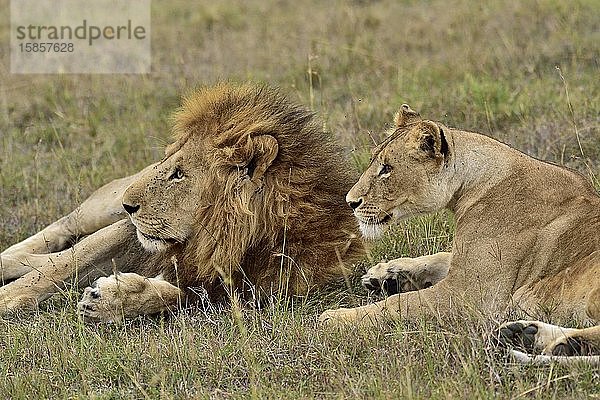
[78,273,182,323]
[0,164,156,280]
[320,282,452,325]
[362,252,451,294]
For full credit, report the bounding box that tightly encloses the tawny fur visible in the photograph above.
[0,83,364,318]
[320,104,600,358]
[134,83,365,298]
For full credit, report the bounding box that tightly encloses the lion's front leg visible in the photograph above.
[362,252,452,295]
[0,220,136,315]
[78,273,182,323]
[1,165,157,281]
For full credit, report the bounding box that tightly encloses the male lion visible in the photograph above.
[0,83,364,322]
[320,104,600,360]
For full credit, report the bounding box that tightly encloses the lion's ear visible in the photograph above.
[413,122,449,163]
[246,134,278,180]
[394,104,421,128]
[220,134,278,180]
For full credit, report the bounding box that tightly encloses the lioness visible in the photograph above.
[0,83,364,322]
[320,104,600,359]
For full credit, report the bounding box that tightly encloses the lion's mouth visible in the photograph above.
[135,229,178,252]
[140,232,172,242]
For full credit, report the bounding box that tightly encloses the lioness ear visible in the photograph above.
[393,104,421,128]
[415,122,449,163]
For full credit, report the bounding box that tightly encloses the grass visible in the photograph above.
[1,0,599,398]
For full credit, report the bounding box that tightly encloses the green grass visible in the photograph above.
[1,0,599,398]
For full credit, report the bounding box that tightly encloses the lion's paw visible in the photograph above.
[77,276,129,323]
[498,320,541,352]
[78,272,181,323]
[0,293,38,315]
[319,305,382,327]
[0,283,40,315]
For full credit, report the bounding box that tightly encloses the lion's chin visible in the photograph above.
[136,230,173,253]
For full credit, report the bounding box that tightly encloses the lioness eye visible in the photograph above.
[379,164,392,176]
[169,167,184,181]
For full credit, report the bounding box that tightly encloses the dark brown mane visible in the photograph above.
[146,83,365,300]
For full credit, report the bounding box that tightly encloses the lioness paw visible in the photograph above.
[498,321,540,352]
[0,293,38,315]
[319,306,382,327]
[0,282,42,315]
[362,253,451,296]
[544,334,598,356]
[498,320,578,354]
[362,260,424,295]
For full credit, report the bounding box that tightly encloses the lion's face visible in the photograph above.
[122,139,210,252]
[347,106,451,239]
[121,116,280,253]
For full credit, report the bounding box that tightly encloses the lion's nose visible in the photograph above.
[122,203,140,215]
[347,197,363,210]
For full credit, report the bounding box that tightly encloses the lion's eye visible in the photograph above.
[379,164,392,176]
[169,167,185,181]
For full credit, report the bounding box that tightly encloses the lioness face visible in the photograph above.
[122,140,208,252]
[347,119,450,239]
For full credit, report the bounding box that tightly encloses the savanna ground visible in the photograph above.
[0,0,599,398]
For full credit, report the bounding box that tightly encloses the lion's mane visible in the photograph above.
[143,83,364,299]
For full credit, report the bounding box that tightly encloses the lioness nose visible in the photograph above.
[122,203,140,215]
[347,198,363,210]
